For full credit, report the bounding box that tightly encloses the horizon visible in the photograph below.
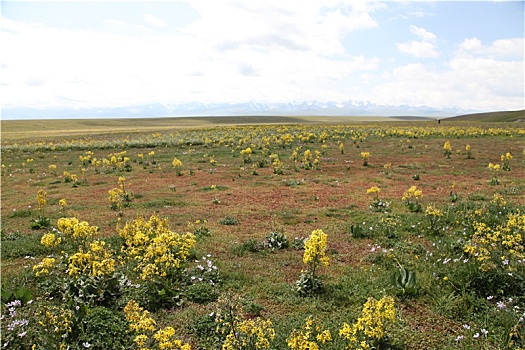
[1,1,524,119]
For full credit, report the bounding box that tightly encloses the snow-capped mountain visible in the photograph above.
[2,101,471,120]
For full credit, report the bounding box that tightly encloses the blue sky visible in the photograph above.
[1,1,524,113]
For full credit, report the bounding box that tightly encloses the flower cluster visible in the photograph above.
[501,152,513,171]
[287,316,332,350]
[464,212,525,272]
[33,257,56,277]
[443,141,452,158]
[491,193,507,208]
[124,300,191,350]
[222,318,275,350]
[303,229,329,268]
[488,163,501,184]
[40,232,62,248]
[295,229,329,295]
[102,150,131,172]
[402,186,423,212]
[465,144,473,158]
[425,204,444,234]
[339,296,396,350]
[36,189,47,215]
[366,186,381,198]
[118,214,196,280]
[67,240,116,277]
[57,217,98,242]
[361,152,370,166]
[240,147,253,164]
[172,157,183,175]
[214,294,274,350]
[108,176,132,211]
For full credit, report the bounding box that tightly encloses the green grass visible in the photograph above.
[1,119,524,350]
[445,109,525,122]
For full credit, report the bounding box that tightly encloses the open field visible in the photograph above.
[1,118,524,349]
[1,116,429,141]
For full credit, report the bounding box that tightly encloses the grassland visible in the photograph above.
[1,117,524,350]
[445,109,525,122]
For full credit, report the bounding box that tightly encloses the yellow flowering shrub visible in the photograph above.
[34,303,73,348]
[303,229,329,267]
[402,186,423,212]
[125,299,192,350]
[222,318,275,350]
[366,186,381,196]
[154,326,192,350]
[425,205,444,234]
[40,233,62,248]
[118,214,196,280]
[58,198,68,209]
[443,140,452,158]
[108,187,125,210]
[172,157,183,168]
[339,296,396,350]
[463,212,524,272]
[124,300,157,333]
[33,257,56,277]
[425,205,443,217]
[57,217,98,242]
[491,193,507,207]
[402,186,423,201]
[287,316,332,350]
[67,240,115,277]
[361,151,370,165]
[295,229,329,295]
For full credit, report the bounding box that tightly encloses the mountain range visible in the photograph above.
[2,100,473,120]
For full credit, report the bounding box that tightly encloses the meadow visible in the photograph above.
[1,116,524,350]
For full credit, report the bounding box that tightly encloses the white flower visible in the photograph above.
[83,342,91,348]
[473,333,479,338]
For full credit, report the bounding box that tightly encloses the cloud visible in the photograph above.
[103,19,128,27]
[142,14,167,28]
[1,1,521,113]
[457,37,524,59]
[182,0,380,56]
[409,25,436,43]
[372,53,524,111]
[1,2,384,109]
[397,41,440,58]
[397,25,439,58]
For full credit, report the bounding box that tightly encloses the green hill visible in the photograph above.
[444,109,524,122]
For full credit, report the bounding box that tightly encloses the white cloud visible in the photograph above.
[142,14,167,28]
[409,25,436,43]
[1,2,384,109]
[181,0,380,56]
[372,54,524,111]
[458,37,524,59]
[397,41,440,58]
[397,25,439,58]
[1,1,522,113]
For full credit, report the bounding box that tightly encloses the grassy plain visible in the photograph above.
[1,116,524,349]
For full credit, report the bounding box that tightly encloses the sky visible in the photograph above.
[1,0,524,114]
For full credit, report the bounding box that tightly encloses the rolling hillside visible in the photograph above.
[445,109,524,122]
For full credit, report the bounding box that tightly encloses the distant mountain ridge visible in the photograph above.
[2,100,477,120]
